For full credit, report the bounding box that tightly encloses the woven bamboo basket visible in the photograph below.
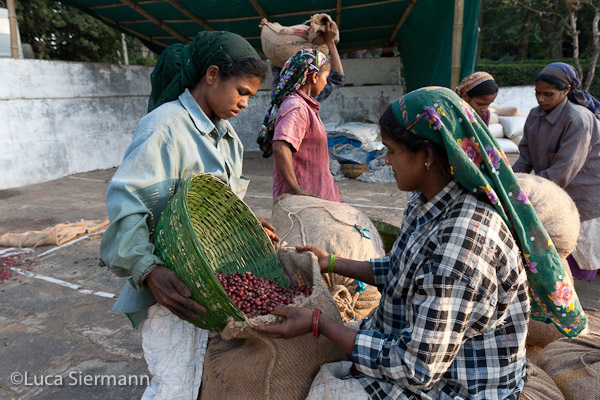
[341,163,368,179]
[153,173,287,331]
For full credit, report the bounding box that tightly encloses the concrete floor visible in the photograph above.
[0,152,598,399]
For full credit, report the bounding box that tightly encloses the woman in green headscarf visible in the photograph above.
[255,87,587,399]
[100,31,273,399]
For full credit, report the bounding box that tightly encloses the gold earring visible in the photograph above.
[425,162,430,171]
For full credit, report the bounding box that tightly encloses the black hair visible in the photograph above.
[318,60,331,75]
[218,58,268,82]
[466,79,498,98]
[306,60,331,79]
[379,104,452,180]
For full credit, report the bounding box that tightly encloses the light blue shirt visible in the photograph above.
[99,89,248,327]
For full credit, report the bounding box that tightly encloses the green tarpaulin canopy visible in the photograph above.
[62,0,481,91]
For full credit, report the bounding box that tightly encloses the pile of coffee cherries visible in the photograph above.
[0,255,22,283]
[216,271,312,318]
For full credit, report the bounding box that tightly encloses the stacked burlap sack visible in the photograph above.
[271,194,384,322]
[261,13,339,67]
[201,248,347,400]
[515,173,598,399]
[519,361,565,400]
[536,331,600,400]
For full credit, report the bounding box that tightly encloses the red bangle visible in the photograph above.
[312,308,322,339]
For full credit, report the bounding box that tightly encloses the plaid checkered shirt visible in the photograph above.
[353,180,530,399]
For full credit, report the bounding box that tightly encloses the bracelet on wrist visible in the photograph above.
[139,263,159,286]
[291,187,305,195]
[327,253,335,274]
[312,308,322,339]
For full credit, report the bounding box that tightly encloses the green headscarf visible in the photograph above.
[392,87,586,338]
[148,31,260,112]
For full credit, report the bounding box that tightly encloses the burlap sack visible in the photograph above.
[272,194,383,322]
[536,333,600,400]
[200,248,347,400]
[260,15,332,67]
[307,13,340,45]
[519,361,565,400]
[497,106,524,116]
[0,219,108,247]
[515,173,584,347]
[515,173,579,258]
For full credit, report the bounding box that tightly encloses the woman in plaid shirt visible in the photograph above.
[255,87,586,399]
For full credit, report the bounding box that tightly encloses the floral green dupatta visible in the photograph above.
[393,87,586,338]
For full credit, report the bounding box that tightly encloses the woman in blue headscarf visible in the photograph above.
[513,62,600,280]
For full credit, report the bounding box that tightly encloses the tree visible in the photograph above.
[479,0,549,60]
[503,0,600,91]
[14,0,122,63]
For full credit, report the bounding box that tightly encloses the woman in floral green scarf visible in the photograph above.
[391,87,586,336]
[254,87,586,400]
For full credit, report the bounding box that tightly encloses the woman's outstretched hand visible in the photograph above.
[259,218,280,248]
[296,245,330,273]
[253,305,313,338]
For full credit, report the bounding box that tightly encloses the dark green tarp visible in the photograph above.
[62,0,481,90]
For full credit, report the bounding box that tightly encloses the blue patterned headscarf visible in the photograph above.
[538,62,600,119]
[257,49,328,157]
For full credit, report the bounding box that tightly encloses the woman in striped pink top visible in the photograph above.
[258,49,343,202]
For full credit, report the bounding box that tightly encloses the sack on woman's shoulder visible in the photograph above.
[261,17,330,67]
[308,13,340,45]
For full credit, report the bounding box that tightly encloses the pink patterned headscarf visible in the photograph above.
[455,72,495,98]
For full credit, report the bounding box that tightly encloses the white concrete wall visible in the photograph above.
[493,85,537,114]
[0,57,401,190]
[0,58,152,190]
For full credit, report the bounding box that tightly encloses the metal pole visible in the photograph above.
[7,0,19,58]
[451,0,464,88]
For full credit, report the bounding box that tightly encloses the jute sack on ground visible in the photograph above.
[0,219,109,247]
[271,194,384,322]
[260,14,335,67]
[515,173,584,348]
[519,361,565,400]
[200,248,347,400]
[536,332,600,400]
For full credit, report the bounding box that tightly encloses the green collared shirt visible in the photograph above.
[100,89,248,327]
